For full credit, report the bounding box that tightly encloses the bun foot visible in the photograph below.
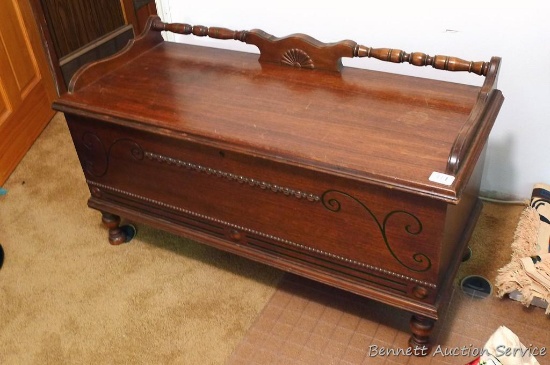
[101,212,136,245]
[408,314,434,356]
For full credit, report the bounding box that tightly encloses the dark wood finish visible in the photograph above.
[134,0,158,35]
[152,18,492,76]
[121,0,138,35]
[39,0,126,58]
[409,315,435,355]
[59,25,134,86]
[28,0,158,93]
[53,16,504,354]
[121,0,158,35]
[28,0,67,95]
[101,212,128,245]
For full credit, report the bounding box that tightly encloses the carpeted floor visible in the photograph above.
[0,114,283,364]
[1,114,548,364]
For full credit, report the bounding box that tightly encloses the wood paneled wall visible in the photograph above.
[40,0,126,58]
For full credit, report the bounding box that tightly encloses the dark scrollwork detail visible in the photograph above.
[281,49,314,69]
[86,180,436,288]
[81,133,144,177]
[82,132,107,177]
[321,190,431,272]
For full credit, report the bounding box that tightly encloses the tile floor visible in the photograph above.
[228,273,549,365]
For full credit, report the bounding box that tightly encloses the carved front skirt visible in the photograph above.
[66,113,480,320]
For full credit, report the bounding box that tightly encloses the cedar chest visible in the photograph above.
[53,15,504,354]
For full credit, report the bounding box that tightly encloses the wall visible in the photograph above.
[156,0,550,200]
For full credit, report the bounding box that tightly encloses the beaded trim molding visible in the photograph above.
[87,180,437,289]
[145,152,320,202]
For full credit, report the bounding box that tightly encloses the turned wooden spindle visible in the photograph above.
[151,18,490,76]
[152,19,248,41]
[408,314,434,356]
[145,17,500,176]
[353,46,489,76]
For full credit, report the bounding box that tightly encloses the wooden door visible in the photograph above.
[0,0,57,185]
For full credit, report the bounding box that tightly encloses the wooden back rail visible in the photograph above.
[153,18,490,76]
[70,15,501,178]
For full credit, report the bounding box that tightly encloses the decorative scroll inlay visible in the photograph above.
[321,190,432,273]
[145,152,320,201]
[281,49,314,69]
[81,133,144,177]
[86,180,437,289]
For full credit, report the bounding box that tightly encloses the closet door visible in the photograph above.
[0,0,57,184]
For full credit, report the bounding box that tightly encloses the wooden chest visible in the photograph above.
[53,16,504,354]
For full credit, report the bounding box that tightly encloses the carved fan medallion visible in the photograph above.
[281,48,314,69]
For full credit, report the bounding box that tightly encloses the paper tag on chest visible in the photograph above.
[429,172,455,186]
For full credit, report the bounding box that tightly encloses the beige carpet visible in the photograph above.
[0,113,539,364]
[456,200,525,286]
[0,113,283,364]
